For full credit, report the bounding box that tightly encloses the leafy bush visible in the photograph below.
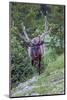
[10,26,35,88]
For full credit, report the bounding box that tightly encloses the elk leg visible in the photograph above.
[39,60,40,75]
[31,60,34,66]
[38,55,41,75]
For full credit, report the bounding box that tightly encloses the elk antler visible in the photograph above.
[40,15,52,40]
[21,22,30,42]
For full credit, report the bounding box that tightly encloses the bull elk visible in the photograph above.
[17,15,51,75]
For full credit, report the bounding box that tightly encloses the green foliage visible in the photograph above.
[48,23,64,54]
[44,48,58,67]
[48,5,64,54]
[44,53,64,77]
[11,54,64,96]
[11,26,35,88]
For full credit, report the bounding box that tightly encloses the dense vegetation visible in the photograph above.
[10,2,65,89]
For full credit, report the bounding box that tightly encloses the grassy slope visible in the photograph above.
[11,54,64,97]
[27,54,64,95]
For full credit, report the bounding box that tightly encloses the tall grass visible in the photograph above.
[44,53,64,77]
[43,48,58,67]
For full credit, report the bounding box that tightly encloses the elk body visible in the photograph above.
[28,37,44,62]
[27,36,44,74]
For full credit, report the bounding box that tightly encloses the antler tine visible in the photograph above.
[21,22,30,42]
[21,22,25,30]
